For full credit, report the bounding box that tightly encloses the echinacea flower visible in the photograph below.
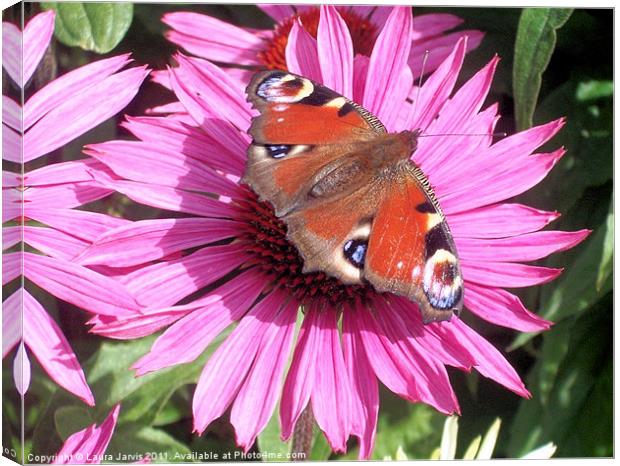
[2,11,147,405]
[77,7,589,459]
[161,4,483,83]
[53,405,120,464]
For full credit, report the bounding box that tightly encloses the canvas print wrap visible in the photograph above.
[2,2,612,463]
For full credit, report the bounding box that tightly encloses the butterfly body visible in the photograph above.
[243,71,463,323]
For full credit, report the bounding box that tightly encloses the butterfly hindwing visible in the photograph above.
[365,167,463,323]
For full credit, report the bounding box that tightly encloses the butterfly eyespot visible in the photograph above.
[265,144,291,159]
[343,239,367,268]
[257,73,313,103]
[422,249,463,310]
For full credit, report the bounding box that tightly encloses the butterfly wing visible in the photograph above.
[246,70,385,144]
[243,71,385,216]
[365,167,464,323]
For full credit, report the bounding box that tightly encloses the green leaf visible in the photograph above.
[596,203,613,290]
[256,406,291,461]
[513,8,573,130]
[576,80,614,102]
[106,424,192,463]
[510,199,612,349]
[54,406,93,441]
[371,400,443,460]
[309,429,332,461]
[508,296,612,457]
[31,332,228,457]
[41,2,133,53]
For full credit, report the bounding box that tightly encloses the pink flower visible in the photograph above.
[2,11,148,405]
[53,404,120,464]
[78,7,588,459]
[161,4,483,84]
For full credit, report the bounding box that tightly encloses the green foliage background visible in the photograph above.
[2,3,613,462]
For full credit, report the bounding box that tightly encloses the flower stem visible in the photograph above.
[291,405,314,461]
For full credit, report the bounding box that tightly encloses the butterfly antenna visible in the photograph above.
[418,132,508,138]
[412,50,430,127]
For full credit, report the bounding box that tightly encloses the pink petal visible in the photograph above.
[285,20,321,82]
[412,13,463,39]
[171,54,252,132]
[150,68,172,89]
[25,208,129,242]
[414,55,498,171]
[3,291,21,357]
[2,21,21,86]
[54,405,120,464]
[342,317,378,459]
[462,260,562,288]
[373,300,459,414]
[438,119,565,191]
[451,319,529,397]
[24,66,149,162]
[23,252,141,316]
[3,170,21,188]
[3,225,21,251]
[132,269,266,375]
[24,159,104,186]
[163,12,264,64]
[23,10,56,86]
[311,307,354,453]
[417,102,498,175]
[2,124,21,163]
[14,342,31,396]
[351,6,392,29]
[408,37,466,131]
[24,54,132,130]
[390,297,477,370]
[317,5,354,98]
[77,217,241,267]
[3,95,21,130]
[448,203,560,239]
[23,289,95,405]
[84,140,240,197]
[23,183,113,211]
[121,244,249,308]
[382,65,415,132]
[24,226,89,260]
[258,4,296,21]
[363,7,413,121]
[280,304,320,441]
[230,299,298,451]
[3,252,21,285]
[89,307,189,340]
[441,149,565,214]
[121,116,245,176]
[352,54,369,104]
[409,30,484,78]
[349,305,421,404]
[464,283,552,332]
[192,289,286,434]
[457,230,590,263]
[87,173,239,220]
[167,65,252,150]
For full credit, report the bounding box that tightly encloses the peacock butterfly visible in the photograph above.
[242,70,463,323]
